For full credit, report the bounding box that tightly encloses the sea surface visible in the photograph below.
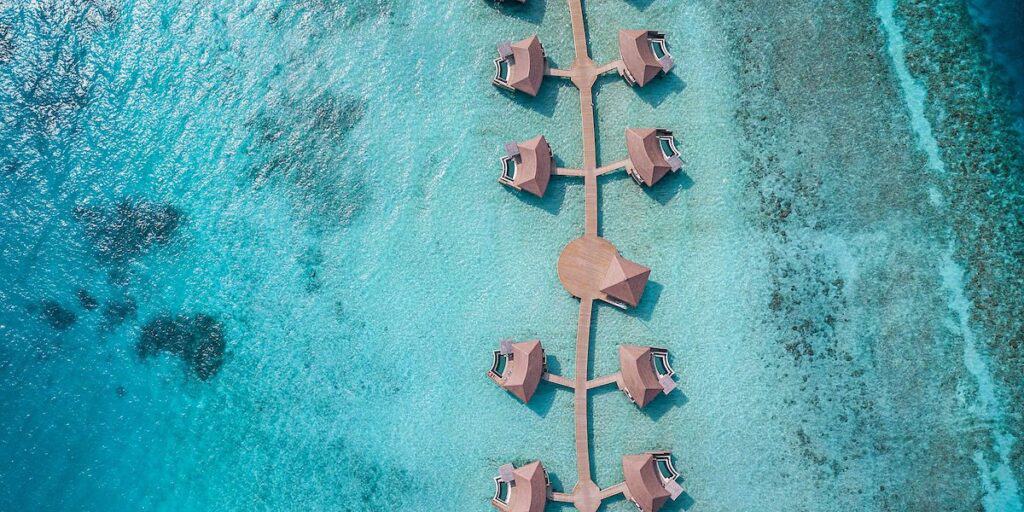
[0,0,1021,511]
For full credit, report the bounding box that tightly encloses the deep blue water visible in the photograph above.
[970,0,1024,118]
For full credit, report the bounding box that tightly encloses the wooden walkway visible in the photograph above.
[556,0,622,238]
[551,1,633,510]
[492,1,670,510]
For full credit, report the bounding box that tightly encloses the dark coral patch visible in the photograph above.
[244,91,370,228]
[137,314,226,380]
[76,288,99,310]
[73,200,182,263]
[0,24,12,63]
[271,0,393,28]
[338,449,421,509]
[297,246,324,293]
[102,297,137,325]
[1,159,18,176]
[34,300,77,330]
[340,0,393,26]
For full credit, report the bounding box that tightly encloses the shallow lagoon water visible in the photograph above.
[1,0,1022,510]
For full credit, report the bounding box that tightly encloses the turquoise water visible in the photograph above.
[1,0,1022,511]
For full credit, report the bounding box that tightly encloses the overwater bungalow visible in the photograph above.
[492,461,550,512]
[488,339,547,403]
[622,452,683,512]
[618,30,673,87]
[600,253,651,308]
[625,127,683,186]
[619,345,676,408]
[498,135,553,197]
[493,36,547,96]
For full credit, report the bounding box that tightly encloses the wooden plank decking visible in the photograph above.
[491,1,669,510]
[556,235,616,300]
[555,1,634,511]
[542,372,575,389]
[573,298,593,484]
[587,372,622,390]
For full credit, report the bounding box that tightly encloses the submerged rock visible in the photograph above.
[137,314,226,380]
[73,200,182,263]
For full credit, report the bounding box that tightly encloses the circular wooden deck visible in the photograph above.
[557,235,618,299]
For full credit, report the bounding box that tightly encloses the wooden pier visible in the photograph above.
[555,1,631,508]
[489,1,680,511]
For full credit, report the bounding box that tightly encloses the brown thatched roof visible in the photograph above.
[500,340,545,403]
[600,253,650,307]
[625,128,673,186]
[509,135,553,197]
[618,345,662,408]
[508,461,549,512]
[508,36,546,96]
[622,453,671,512]
[618,30,666,87]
